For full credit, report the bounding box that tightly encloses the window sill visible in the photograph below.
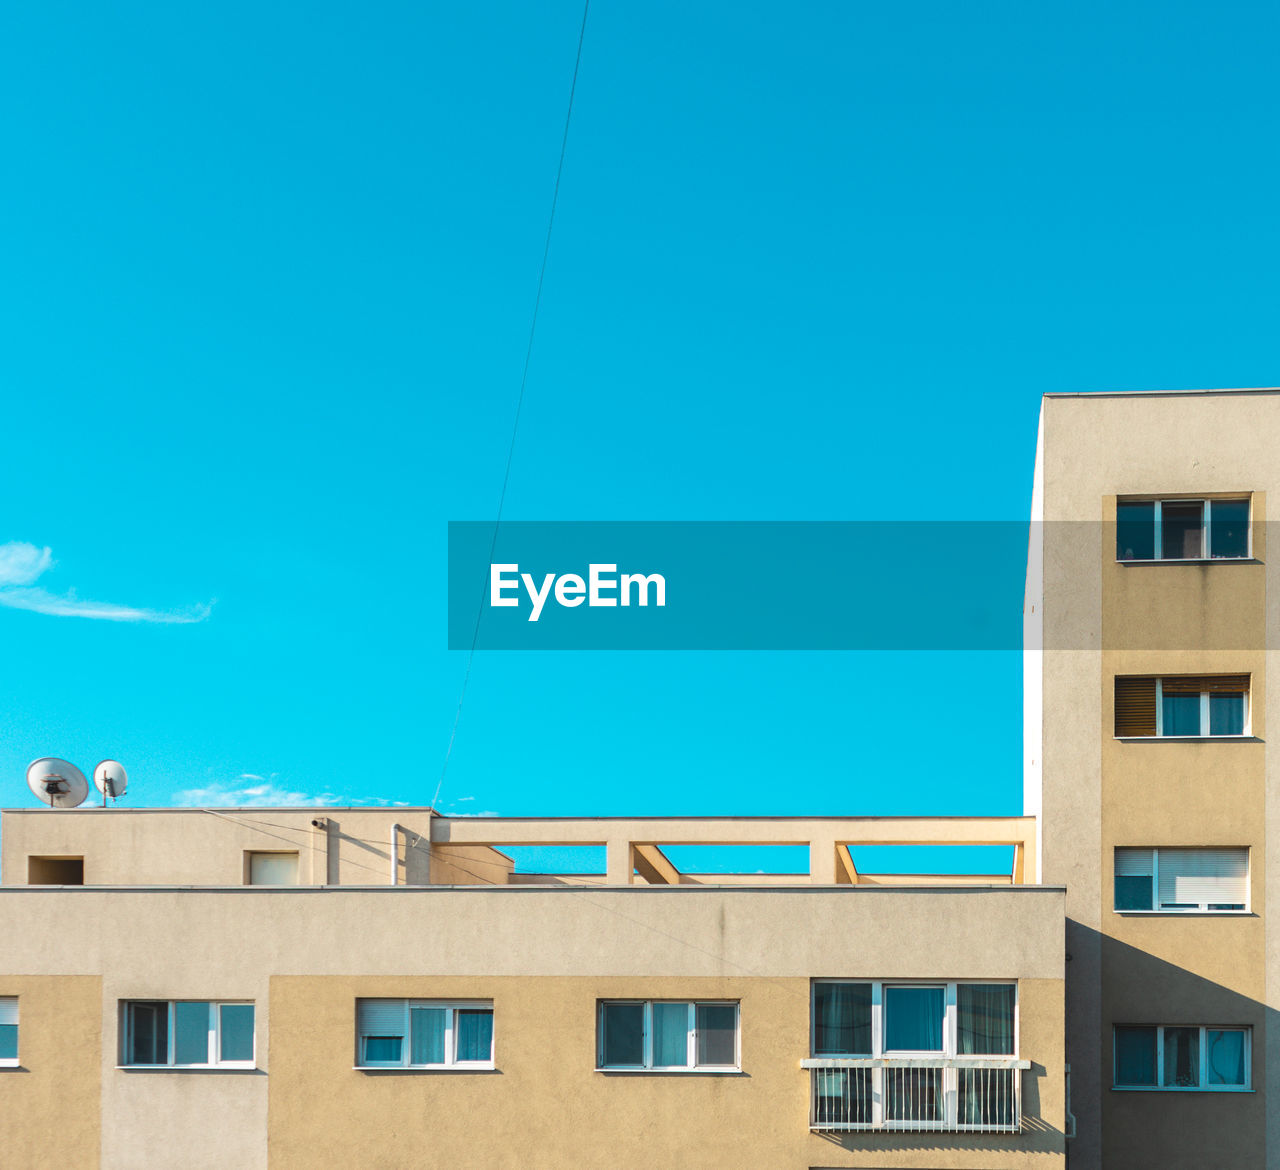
[1114,736,1260,743]
[0,1060,20,1070]
[1112,1085,1253,1094]
[116,1065,259,1073]
[1116,558,1259,566]
[595,1067,744,1075]
[354,1065,497,1074]
[1114,910,1253,918]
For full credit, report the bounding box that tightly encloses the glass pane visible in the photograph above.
[1207,1030,1246,1086]
[363,1035,402,1063]
[248,852,299,885]
[1115,1026,1157,1085]
[409,1008,446,1064]
[1210,499,1250,558]
[814,982,871,1055]
[1162,501,1204,559]
[1163,1026,1199,1087]
[174,1001,211,1065]
[884,986,945,1052]
[1115,874,1153,910]
[219,1005,254,1063]
[957,984,1015,1055]
[0,1024,16,1062]
[1162,692,1201,736]
[885,1066,943,1121]
[126,1001,168,1065]
[651,1002,689,1067]
[455,1009,493,1062]
[1210,693,1245,736]
[1117,500,1155,560]
[600,1002,644,1066]
[696,1004,737,1066]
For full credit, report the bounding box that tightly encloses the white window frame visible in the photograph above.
[0,997,17,1067]
[1153,678,1250,739]
[245,850,300,885]
[1113,1025,1251,1092]
[356,1000,494,1070]
[596,1000,741,1072]
[1114,847,1250,914]
[1117,497,1252,563]
[810,980,1019,1130]
[119,1000,256,1069]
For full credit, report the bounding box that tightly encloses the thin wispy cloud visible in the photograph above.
[172,776,409,808]
[0,542,54,586]
[0,541,211,624]
[441,796,498,817]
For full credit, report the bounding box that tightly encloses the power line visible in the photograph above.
[433,0,592,813]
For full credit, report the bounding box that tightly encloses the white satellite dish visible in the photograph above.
[93,760,128,801]
[26,758,90,809]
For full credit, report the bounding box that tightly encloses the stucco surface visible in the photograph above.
[0,885,1063,1169]
[1037,391,1280,1169]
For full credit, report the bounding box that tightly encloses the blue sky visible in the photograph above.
[2,2,1278,867]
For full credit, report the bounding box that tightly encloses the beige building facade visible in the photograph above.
[18,386,1277,1166]
[1026,387,1280,1168]
[0,807,1066,1169]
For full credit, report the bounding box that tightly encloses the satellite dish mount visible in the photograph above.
[26,758,90,809]
[93,760,129,807]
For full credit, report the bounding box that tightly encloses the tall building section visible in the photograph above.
[1027,388,1278,1168]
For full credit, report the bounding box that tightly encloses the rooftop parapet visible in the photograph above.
[0,807,1037,889]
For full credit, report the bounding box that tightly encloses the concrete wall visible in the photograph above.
[0,807,514,889]
[268,974,1064,1170]
[1037,390,1280,1169]
[0,884,1065,1170]
[0,975,100,1169]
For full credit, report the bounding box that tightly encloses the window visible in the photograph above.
[1114,676,1249,738]
[0,998,16,1066]
[1114,1025,1249,1090]
[121,1001,255,1068]
[246,852,299,885]
[356,1000,493,1069]
[1115,848,1248,912]
[1117,497,1250,561]
[811,981,1017,1128]
[597,1001,739,1070]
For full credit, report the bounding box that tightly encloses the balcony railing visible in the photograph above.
[803,1057,1030,1133]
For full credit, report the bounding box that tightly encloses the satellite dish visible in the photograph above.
[26,758,89,809]
[94,760,128,800]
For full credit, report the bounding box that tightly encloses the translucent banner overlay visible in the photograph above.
[447,521,1269,650]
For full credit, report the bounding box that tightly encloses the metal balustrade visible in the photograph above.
[803,1057,1030,1133]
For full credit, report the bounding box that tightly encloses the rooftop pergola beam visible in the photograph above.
[632,844,681,885]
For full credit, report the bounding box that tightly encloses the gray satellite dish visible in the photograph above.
[26,758,90,809]
[93,760,128,802]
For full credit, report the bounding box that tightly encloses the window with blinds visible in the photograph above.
[0,998,16,1066]
[356,999,493,1068]
[1114,676,1249,737]
[597,1000,740,1069]
[1115,847,1249,912]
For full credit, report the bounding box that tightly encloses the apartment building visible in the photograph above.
[0,807,1066,1169]
[11,385,1272,1168]
[1025,387,1280,1168]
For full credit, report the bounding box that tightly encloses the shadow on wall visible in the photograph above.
[1079,926,1272,1170]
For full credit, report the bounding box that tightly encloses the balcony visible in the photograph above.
[803,1057,1030,1133]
